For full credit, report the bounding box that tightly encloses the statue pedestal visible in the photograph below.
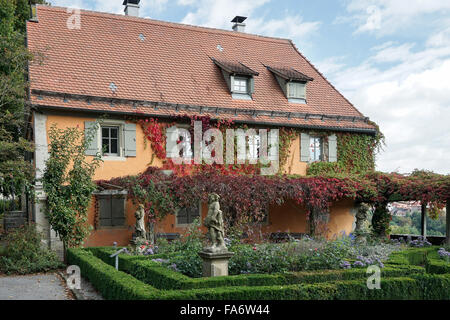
[198,251,234,277]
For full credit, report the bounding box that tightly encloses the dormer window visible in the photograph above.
[211,57,258,100]
[288,81,306,100]
[233,76,248,93]
[266,66,313,104]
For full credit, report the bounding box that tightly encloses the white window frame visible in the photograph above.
[232,76,248,93]
[98,120,126,161]
[101,126,120,157]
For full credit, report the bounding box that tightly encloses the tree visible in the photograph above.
[42,124,102,261]
[0,0,47,199]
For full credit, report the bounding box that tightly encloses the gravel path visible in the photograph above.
[0,273,74,300]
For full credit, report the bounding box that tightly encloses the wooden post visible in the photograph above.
[446,200,450,245]
[421,203,427,238]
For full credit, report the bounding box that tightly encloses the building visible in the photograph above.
[26,2,378,249]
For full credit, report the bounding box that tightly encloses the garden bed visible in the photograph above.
[68,246,450,300]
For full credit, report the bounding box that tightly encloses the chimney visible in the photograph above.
[231,16,247,32]
[123,0,140,17]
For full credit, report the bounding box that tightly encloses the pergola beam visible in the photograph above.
[421,203,427,238]
[446,200,450,245]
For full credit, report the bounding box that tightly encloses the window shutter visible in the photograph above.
[248,77,255,95]
[299,83,306,99]
[124,123,137,157]
[177,208,188,225]
[328,134,337,162]
[165,126,178,158]
[98,196,112,227]
[230,75,235,93]
[300,133,310,162]
[187,206,200,224]
[84,121,98,156]
[111,196,126,226]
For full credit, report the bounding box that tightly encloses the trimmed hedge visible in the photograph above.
[67,248,160,300]
[68,247,450,300]
[91,247,425,290]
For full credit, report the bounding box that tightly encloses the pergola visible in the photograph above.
[99,169,450,244]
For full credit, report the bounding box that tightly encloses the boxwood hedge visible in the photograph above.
[67,246,450,300]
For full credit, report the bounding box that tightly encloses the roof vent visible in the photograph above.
[231,16,247,32]
[123,0,140,17]
[109,82,118,93]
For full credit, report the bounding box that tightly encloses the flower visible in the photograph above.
[353,260,365,267]
[253,246,257,251]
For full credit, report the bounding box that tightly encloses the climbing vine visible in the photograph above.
[43,123,102,259]
[111,114,449,239]
[100,168,450,238]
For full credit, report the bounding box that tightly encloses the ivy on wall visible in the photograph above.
[135,114,383,177]
[120,114,397,237]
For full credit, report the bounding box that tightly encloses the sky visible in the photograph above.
[47,0,450,174]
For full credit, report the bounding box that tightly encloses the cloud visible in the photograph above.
[321,33,450,174]
[49,0,169,15]
[341,0,450,35]
[179,0,270,29]
[178,0,319,43]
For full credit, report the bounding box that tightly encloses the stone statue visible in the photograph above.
[203,193,227,253]
[134,204,147,241]
[355,203,369,233]
[354,202,369,243]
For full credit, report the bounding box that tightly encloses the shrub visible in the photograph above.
[0,224,63,274]
[69,247,449,300]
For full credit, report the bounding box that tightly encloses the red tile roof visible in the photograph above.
[27,5,376,133]
[212,58,259,76]
[266,66,313,82]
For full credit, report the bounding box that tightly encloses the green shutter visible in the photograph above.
[328,134,337,162]
[300,133,310,162]
[111,196,126,226]
[124,123,137,157]
[84,121,98,156]
[248,77,255,95]
[99,196,112,227]
[177,207,188,225]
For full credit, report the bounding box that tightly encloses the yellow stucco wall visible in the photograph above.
[46,114,164,180]
[44,113,353,246]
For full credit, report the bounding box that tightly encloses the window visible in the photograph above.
[176,205,200,226]
[309,136,323,162]
[97,193,126,227]
[288,82,306,99]
[85,121,136,158]
[233,77,248,93]
[102,126,120,156]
